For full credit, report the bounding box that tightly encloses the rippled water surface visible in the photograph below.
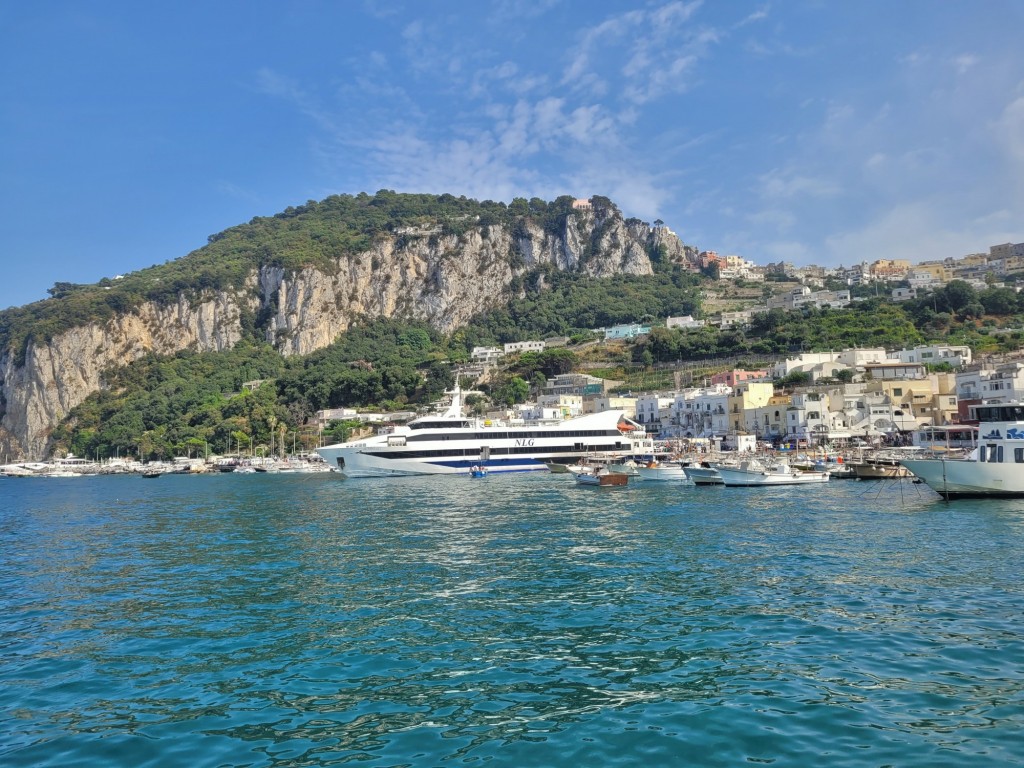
[2,473,1023,766]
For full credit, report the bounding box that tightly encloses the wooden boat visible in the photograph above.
[848,450,914,479]
[574,465,629,486]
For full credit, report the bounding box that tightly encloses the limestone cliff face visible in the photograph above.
[0,292,251,461]
[0,207,692,459]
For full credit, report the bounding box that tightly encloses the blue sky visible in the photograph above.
[2,1,1023,311]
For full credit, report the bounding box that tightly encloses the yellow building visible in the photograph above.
[869,259,911,279]
[865,373,958,427]
[725,383,777,433]
[910,263,953,282]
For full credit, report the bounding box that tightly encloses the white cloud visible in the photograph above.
[823,203,996,265]
[562,1,713,102]
[758,168,841,200]
[953,54,978,74]
[993,95,1024,164]
[736,5,769,28]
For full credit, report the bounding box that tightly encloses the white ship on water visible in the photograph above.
[901,402,1024,499]
[316,389,651,478]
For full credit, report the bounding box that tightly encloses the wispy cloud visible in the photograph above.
[992,95,1024,165]
[736,4,769,28]
[758,168,841,201]
[952,53,978,74]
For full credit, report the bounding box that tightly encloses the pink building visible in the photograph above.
[710,369,770,387]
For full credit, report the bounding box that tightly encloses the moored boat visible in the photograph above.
[848,450,915,480]
[713,458,829,487]
[575,465,629,487]
[683,462,725,485]
[317,388,650,478]
[901,402,1024,498]
[635,459,691,482]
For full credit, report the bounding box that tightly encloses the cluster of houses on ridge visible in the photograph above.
[318,342,1024,450]
[691,241,1024,295]
[468,241,1024,346]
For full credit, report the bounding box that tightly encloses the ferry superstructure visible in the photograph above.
[900,402,1024,499]
[316,391,651,478]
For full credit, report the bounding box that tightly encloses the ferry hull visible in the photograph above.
[901,458,1024,498]
[317,445,551,477]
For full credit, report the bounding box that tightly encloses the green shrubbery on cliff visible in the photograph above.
[0,191,588,364]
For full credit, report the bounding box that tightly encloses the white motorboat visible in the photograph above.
[683,463,724,485]
[635,460,691,482]
[713,458,829,487]
[901,402,1024,499]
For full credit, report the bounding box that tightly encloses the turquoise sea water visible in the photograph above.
[1,473,1023,767]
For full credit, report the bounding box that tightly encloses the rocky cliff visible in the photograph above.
[0,201,695,460]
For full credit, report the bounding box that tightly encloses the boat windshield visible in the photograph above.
[974,404,1024,422]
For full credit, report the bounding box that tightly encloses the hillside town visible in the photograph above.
[314,338,1023,453]
[312,233,1024,452]
[688,238,1024,292]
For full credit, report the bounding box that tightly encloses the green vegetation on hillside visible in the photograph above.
[462,265,702,344]
[0,192,595,364]
[52,319,454,461]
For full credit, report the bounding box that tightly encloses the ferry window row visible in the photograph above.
[407,429,622,443]
[367,443,628,460]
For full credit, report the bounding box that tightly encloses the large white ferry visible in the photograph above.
[900,402,1024,499]
[317,391,651,478]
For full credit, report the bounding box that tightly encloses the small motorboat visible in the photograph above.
[635,459,691,482]
[574,465,629,487]
[682,462,724,485]
[469,465,488,478]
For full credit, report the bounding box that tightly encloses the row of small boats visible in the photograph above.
[563,456,837,487]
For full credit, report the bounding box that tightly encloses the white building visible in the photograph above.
[908,269,946,290]
[317,407,357,423]
[718,309,759,328]
[633,393,676,434]
[471,346,504,365]
[534,393,583,418]
[504,340,545,355]
[671,385,732,438]
[958,361,1024,403]
[784,391,830,444]
[864,362,928,381]
[513,403,574,422]
[772,353,837,379]
[836,348,889,367]
[892,287,918,302]
[666,315,705,330]
[892,345,972,368]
